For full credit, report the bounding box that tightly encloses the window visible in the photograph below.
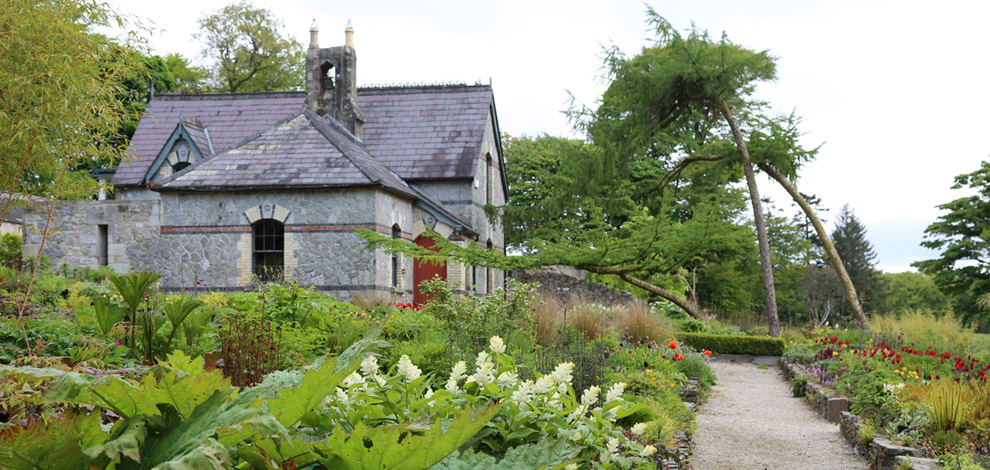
[253,219,284,281]
[485,154,493,205]
[172,161,192,173]
[97,224,108,267]
[391,224,401,288]
[486,239,493,293]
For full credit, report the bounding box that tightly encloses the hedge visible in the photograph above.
[676,332,785,356]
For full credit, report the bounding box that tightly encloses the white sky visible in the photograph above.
[105,0,990,273]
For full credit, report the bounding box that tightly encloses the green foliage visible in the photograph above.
[914,160,990,329]
[431,441,578,470]
[0,0,142,197]
[92,296,126,336]
[196,0,303,93]
[791,375,808,397]
[869,309,974,354]
[937,451,989,470]
[675,355,716,390]
[831,204,884,315]
[930,430,965,451]
[676,332,785,356]
[925,381,973,432]
[882,271,950,315]
[782,343,816,364]
[162,296,204,354]
[163,53,206,93]
[857,423,876,445]
[0,413,95,469]
[0,234,20,265]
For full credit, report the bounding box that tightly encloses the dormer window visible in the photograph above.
[172,161,192,173]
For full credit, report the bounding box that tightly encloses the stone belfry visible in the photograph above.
[305,20,364,139]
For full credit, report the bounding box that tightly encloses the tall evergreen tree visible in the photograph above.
[830,204,883,315]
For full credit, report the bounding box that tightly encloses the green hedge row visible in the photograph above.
[676,332,785,356]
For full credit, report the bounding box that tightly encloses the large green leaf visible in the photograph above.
[318,402,503,470]
[81,413,149,463]
[0,414,97,470]
[132,388,286,470]
[429,441,580,470]
[263,357,356,428]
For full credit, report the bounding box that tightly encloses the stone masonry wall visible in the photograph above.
[22,199,159,274]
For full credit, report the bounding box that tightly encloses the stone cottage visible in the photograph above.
[22,23,507,303]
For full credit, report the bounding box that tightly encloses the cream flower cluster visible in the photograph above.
[397,354,422,383]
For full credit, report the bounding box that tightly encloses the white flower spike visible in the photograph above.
[489,335,506,354]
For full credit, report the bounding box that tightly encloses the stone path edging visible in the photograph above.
[780,359,942,470]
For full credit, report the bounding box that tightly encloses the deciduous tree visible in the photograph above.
[196,0,303,93]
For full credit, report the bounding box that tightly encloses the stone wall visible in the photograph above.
[509,266,637,308]
[22,199,159,274]
[781,360,942,470]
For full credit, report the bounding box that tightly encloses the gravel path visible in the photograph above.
[689,361,866,470]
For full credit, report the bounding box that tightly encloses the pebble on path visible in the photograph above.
[689,361,866,470]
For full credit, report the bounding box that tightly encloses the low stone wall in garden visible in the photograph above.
[780,359,943,470]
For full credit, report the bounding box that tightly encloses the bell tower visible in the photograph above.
[305,19,364,139]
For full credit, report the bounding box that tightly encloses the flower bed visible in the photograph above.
[783,321,990,470]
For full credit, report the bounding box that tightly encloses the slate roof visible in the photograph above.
[156,110,478,234]
[114,92,303,186]
[113,85,495,187]
[160,110,409,193]
[360,86,492,180]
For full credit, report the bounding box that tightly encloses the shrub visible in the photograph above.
[0,233,21,266]
[676,332,785,356]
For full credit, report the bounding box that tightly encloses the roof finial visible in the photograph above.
[309,19,319,49]
[344,19,354,48]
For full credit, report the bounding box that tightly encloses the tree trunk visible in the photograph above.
[589,267,705,319]
[716,97,780,337]
[757,162,869,326]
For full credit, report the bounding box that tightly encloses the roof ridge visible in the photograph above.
[156,91,305,101]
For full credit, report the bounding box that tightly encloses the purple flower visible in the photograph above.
[114,340,123,345]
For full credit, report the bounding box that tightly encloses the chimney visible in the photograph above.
[304,20,364,139]
[309,19,319,49]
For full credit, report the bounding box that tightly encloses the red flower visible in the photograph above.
[704,350,712,356]
[669,340,678,350]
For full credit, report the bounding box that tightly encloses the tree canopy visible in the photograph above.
[196,0,303,93]
[913,160,990,328]
[0,0,143,202]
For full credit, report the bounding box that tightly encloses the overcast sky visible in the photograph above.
[105,0,990,273]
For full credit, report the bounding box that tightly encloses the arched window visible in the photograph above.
[172,161,192,173]
[253,219,284,281]
[391,224,401,288]
[486,239,493,294]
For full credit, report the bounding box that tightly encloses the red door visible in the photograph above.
[413,235,447,305]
